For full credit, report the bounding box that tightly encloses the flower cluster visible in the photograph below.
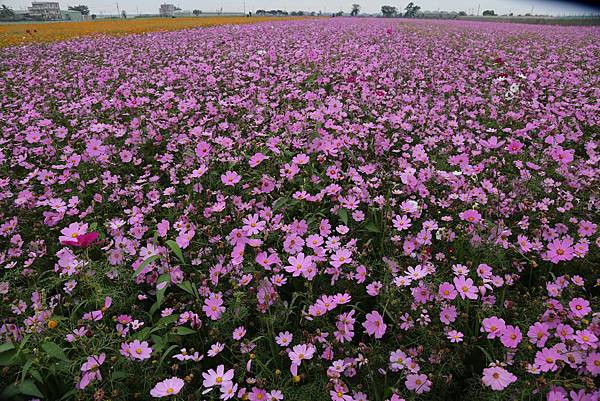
[0,17,598,401]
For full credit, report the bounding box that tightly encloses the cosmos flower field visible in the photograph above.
[0,18,599,401]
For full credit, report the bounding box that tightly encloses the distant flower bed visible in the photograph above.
[0,16,307,48]
[0,18,598,401]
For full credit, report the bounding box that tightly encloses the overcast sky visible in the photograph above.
[3,0,598,16]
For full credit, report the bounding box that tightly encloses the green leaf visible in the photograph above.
[272,197,289,212]
[166,240,185,264]
[42,342,68,362]
[112,370,130,380]
[20,380,44,398]
[155,314,180,328]
[21,358,33,382]
[133,255,160,277]
[176,281,196,296]
[174,327,196,336]
[0,342,15,353]
[338,208,348,225]
[29,368,43,383]
[0,349,16,366]
[364,221,381,233]
[156,344,178,370]
[0,384,20,399]
[132,326,152,341]
[475,345,494,364]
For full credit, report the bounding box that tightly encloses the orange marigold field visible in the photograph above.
[0,16,307,48]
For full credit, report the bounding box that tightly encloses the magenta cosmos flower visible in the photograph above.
[362,310,386,339]
[60,231,99,248]
[150,377,184,398]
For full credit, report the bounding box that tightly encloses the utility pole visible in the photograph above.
[243,0,246,14]
[477,4,480,16]
[116,2,120,17]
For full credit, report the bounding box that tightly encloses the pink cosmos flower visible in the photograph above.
[447,330,464,343]
[481,366,517,390]
[220,383,239,400]
[574,329,598,349]
[527,322,549,347]
[585,353,600,375]
[221,171,241,186]
[202,364,234,388]
[506,139,523,154]
[123,340,153,360]
[438,282,457,300]
[405,374,432,394]
[203,296,225,320]
[232,326,246,340]
[275,331,293,347]
[285,253,314,277]
[288,343,315,366]
[459,209,481,224]
[500,325,522,348]
[546,237,575,264]
[439,305,457,325]
[150,377,184,398]
[363,310,386,339]
[392,215,412,231]
[78,353,105,389]
[247,387,269,401]
[568,298,591,318]
[481,316,506,339]
[330,383,354,401]
[195,141,212,159]
[534,347,562,372]
[453,276,478,300]
[330,248,352,268]
[59,222,89,244]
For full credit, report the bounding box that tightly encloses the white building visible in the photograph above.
[28,2,61,20]
[159,3,176,17]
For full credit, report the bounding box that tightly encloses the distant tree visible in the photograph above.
[404,2,421,17]
[0,4,15,19]
[68,5,89,15]
[458,11,467,16]
[256,9,265,15]
[482,9,495,16]
[91,13,96,19]
[350,3,360,16]
[192,9,201,16]
[381,5,397,17]
[121,10,127,18]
